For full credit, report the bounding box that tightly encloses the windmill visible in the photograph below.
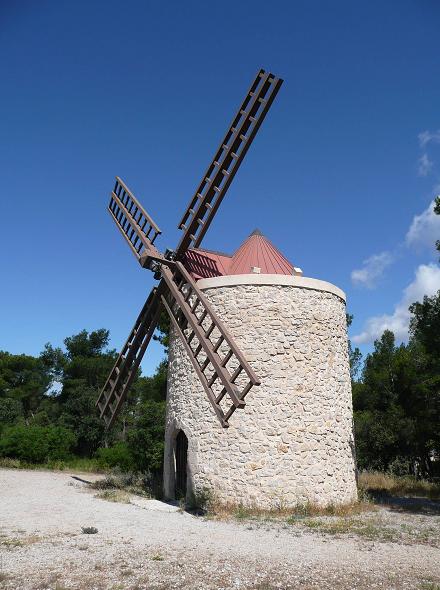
[96,69,283,430]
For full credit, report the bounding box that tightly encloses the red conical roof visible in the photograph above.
[229,229,295,275]
[183,229,299,280]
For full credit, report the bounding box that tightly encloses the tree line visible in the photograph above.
[349,291,440,478]
[0,326,167,473]
[350,196,440,478]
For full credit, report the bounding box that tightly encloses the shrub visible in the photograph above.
[91,470,155,497]
[95,489,131,503]
[0,398,23,426]
[95,442,134,471]
[387,456,415,477]
[0,457,22,469]
[0,425,76,463]
[81,526,98,534]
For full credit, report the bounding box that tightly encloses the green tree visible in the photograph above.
[59,385,107,456]
[134,360,168,403]
[42,329,117,456]
[0,352,51,420]
[126,399,166,472]
[0,424,76,463]
[346,314,362,381]
[123,313,169,471]
[153,311,171,351]
[0,398,23,428]
[408,290,440,476]
[409,290,440,366]
[353,306,440,477]
[353,331,416,472]
[434,195,440,258]
[0,324,170,470]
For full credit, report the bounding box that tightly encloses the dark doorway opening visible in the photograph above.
[175,430,188,499]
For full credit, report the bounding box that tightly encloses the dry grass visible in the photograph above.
[0,534,41,550]
[0,457,22,469]
[197,478,440,547]
[359,472,440,500]
[0,456,103,473]
[94,489,131,504]
[0,537,23,548]
[295,516,400,543]
[90,472,152,497]
[33,576,68,590]
[289,514,440,547]
[204,497,374,523]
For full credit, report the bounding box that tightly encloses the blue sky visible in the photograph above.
[1,0,439,374]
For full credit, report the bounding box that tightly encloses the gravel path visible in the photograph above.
[0,469,439,589]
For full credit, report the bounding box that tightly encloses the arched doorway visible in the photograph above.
[175,430,188,499]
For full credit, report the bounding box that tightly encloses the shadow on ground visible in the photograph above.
[369,491,440,515]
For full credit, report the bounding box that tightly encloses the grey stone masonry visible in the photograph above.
[163,275,357,508]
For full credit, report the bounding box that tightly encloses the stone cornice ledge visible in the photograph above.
[197,274,346,302]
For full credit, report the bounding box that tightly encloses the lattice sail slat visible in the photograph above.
[96,286,163,428]
[160,262,260,427]
[176,69,283,257]
[108,177,161,263]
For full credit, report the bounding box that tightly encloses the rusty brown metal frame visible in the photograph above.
[97,69,283,429]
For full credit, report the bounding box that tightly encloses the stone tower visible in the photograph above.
[163,230,357,508]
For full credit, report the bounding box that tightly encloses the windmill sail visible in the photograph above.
[160,262,260,427]
[176,70,283,256]
[96,285,163,428]
[108,177,161,264]
[97,69,282,429]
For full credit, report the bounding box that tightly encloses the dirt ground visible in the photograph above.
[0,469,439,590]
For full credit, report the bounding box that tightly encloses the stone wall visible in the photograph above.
[163,278,357,508]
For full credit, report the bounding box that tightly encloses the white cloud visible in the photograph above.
[418,129,440,148]
[405,199,440,250]
[351,132,440,342]
[352,264,440,344]
[351,251,394,289]
[418,153,433,176]
[350,198,439,290]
